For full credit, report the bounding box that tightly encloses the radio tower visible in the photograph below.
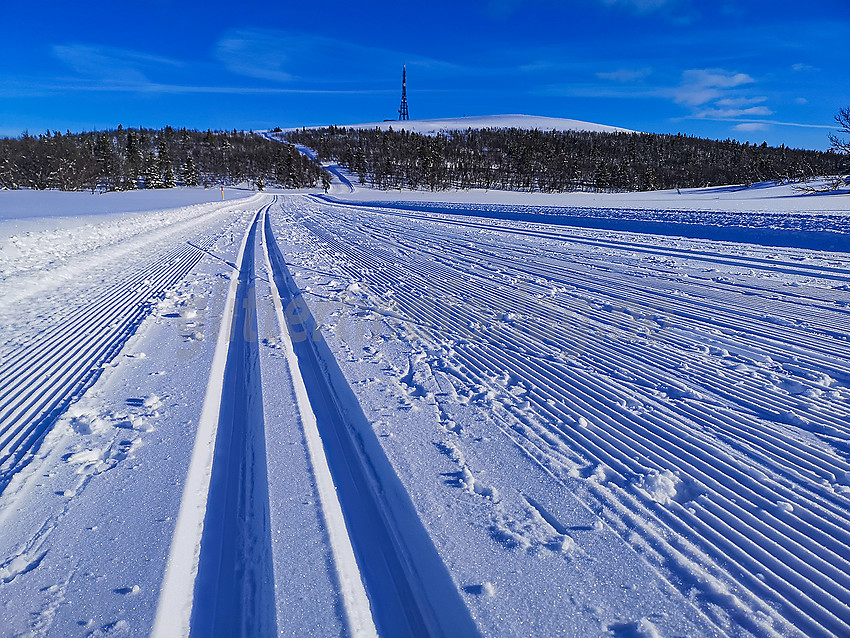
[398,65,409,121]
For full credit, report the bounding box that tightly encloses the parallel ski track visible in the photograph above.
[189,201,276,636]
[265,202,474,638]
[0,206,244,495]
[282,197,850,637]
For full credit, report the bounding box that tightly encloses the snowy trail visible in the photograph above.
[279,195,850,636]
[2,186,849,635]
[0,240,209,483]
[315,196,850,252]
[260,202,378,638]
[153,199,277,637]
[157,194,475,637]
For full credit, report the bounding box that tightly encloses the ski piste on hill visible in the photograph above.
[1,135,849,636]
[280,113,634,135]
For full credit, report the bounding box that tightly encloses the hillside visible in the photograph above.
[281,123,845,193]
[286,114,632,135]
[0,127,326,192]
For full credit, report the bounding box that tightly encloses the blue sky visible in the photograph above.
[1,0,848,149]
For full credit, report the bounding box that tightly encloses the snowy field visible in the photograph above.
[0,177,849,637]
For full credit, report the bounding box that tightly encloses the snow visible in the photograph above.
[0,185,251,221]
[326,172,850,215]
[1,174,849,636]
[284,113,633,135]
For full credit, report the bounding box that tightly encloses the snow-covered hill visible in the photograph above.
[290,114,632,134]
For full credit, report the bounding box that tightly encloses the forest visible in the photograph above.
[281,126,846,192]
[0,127,327,191]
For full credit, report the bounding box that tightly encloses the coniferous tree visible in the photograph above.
[181,155,199,187]
[0,126,326,191]
[143,151,163,189]
[158,139,175,188]
[95,132,118,190]
[282,126,843,193]
[125,131,143,189]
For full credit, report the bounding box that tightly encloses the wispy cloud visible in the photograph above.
[694,106,773,119]
[482,0,682,19]
[715,96,767,108]
[673,69,754,106]
[214,31,296,83]
[600,0,678,12]
[52,44,182,85]
[665,68,781,127]
[734,122,768,132]
[214,29,465,86]
[35,35,437,98]
[5,39,402,99]
[596,68,652,82]
[688,117,836,130]
[0,79,393,97]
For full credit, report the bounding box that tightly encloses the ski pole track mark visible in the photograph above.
[278,196,850,636]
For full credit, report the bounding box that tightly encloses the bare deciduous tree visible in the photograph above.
[828,106,850,155]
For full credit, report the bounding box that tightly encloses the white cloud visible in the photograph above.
[600,0,676,11]
[795,97,808,105]
[485,0,676,17]
[792,63,817,72]
[674,69,754,106]
[694,106,773,119]
[734,122,768,132]
[715,96,767,108]
[214,32,296,83]
[214,29,463,85]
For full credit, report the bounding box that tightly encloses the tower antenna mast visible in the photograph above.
[398,65,409,121]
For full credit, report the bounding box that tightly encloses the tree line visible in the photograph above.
[281,126,846,192]
[0,126,328,191]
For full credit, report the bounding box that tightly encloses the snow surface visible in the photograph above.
[283,113,632,135]
[1,175,850,637]
[323,162,850,215]
[0,186,251,221]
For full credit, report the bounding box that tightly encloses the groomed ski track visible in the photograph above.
[1,189,849,636]
[0,196,263,503]
[276,194,850,637]
[155,195,477,637]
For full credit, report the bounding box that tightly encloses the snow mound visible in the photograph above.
[640,469,680,505]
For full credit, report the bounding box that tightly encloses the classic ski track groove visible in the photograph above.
[153,197,272,637]
[279,196,850,637]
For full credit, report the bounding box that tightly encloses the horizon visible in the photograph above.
[1,0,848,151]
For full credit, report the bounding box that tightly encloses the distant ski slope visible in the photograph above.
[286,113,633,134]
